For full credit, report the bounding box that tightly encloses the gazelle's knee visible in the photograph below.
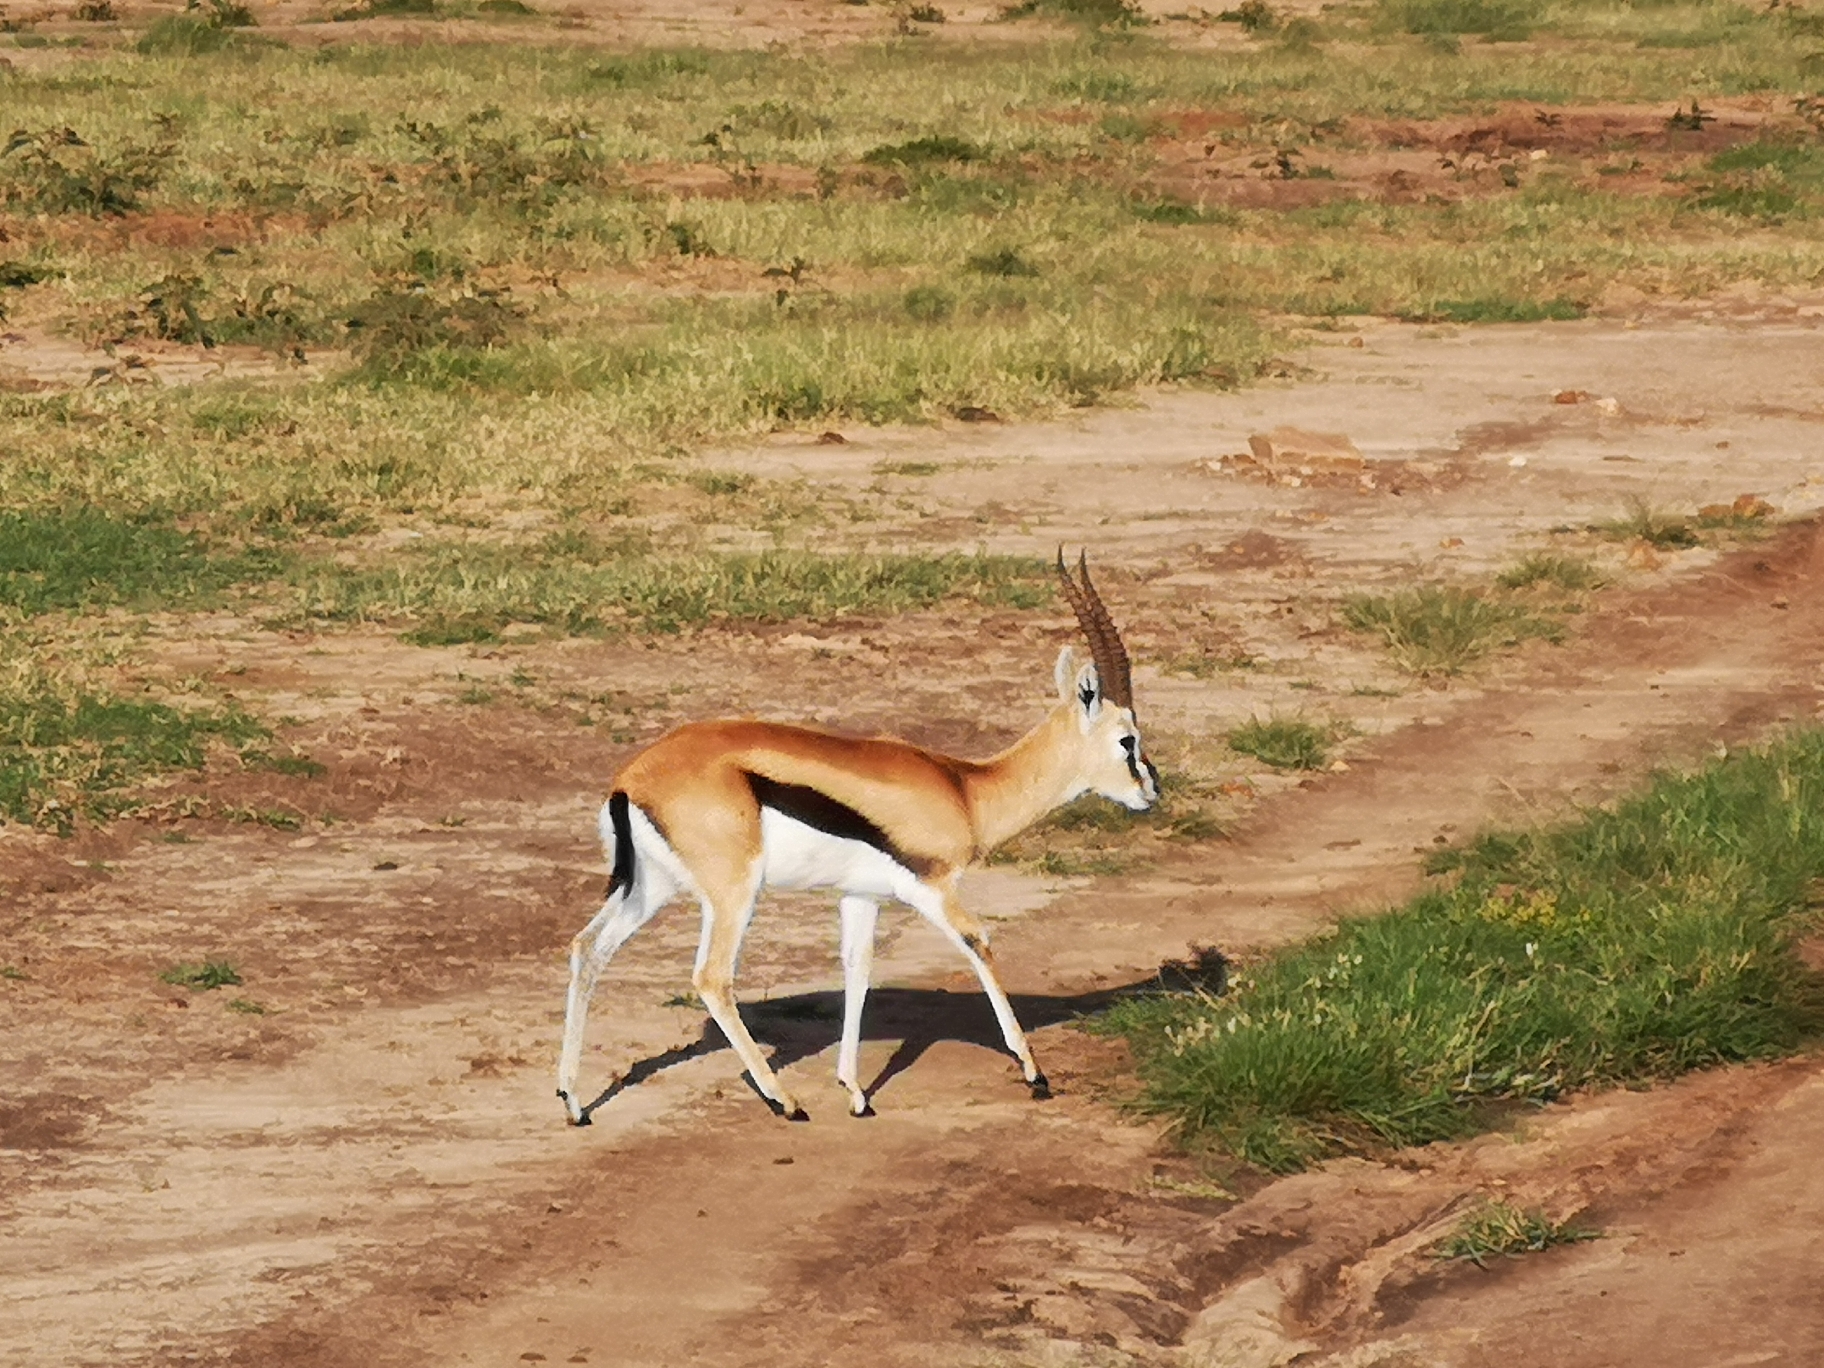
[691,964,733,1002]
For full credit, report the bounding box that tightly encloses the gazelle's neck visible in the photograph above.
[962,704,1088,853]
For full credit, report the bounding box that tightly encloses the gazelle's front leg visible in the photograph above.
[911,886,1049,1099]
[836,895,879,1117]
[692,887,809,1120]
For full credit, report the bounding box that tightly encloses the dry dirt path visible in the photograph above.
[228,521,1824,1368]
[5,318,1824,1368]
[23,516,1810,1368]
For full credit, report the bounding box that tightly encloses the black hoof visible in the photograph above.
[787,1106,811,1123]
[851,1102,877,1119]
[1028,1073,1052,1101]
[572,1111,593,1127]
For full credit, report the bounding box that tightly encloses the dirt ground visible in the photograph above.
[4,314,1824,1368]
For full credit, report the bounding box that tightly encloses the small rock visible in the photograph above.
[1595,396,1621,415]
[1439,536,1464,549]
[953,405,1001,423]
[1733,493,1776,519]
[815,430,846,444]
[1626,542,1663,570]
[1247,426,1364,473]
[1553,389,1589,404]
[1773,596,1790,610]
[1508,454,1528,468]
[1346,335,1365,348]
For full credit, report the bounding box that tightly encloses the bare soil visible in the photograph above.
[4,317,1824,1367]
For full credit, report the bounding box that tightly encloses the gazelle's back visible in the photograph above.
[614,719,980,877]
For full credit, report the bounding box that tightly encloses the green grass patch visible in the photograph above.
[1432,1200,1598,1266]
[1227,715,1335,770]
[160,958,242,990]
[0,37,1813,539]
[1099,729,1824,1171]
[287,540,1050,638]
[1343,585,1562,675]
[861,134,986,167]
[0,506,278,616]
[0,665,268,830]
[1402,297,1585,324]
[0,28,1814,602]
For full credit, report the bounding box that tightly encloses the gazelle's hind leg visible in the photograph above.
[908,884,1048,1098]
[556,878,668,1125]
[692,877,809,1120]
[835,895,879,1117]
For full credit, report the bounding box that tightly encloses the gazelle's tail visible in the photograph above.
[599,790,637,898]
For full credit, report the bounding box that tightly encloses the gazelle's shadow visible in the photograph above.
[576,949,1227,1121]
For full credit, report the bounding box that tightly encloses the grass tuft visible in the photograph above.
[0,126,173,216]
[1496,554,1603,593]
[160,959,243,990]
[1599,499,1700,549]
[1227,715,1334,770]
[1099,729,1824,1171]
[1433,1200,1598,1266]
[1343,586,1560,675]
[861,135,984,167]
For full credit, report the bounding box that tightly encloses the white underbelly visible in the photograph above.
[758,808,909,898]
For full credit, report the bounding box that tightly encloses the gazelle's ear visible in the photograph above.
[1072,659,1102,729]
[1055,645,1079,702]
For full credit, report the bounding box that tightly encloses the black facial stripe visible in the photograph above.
[1120,735,1144,784]
[744,772,937,878]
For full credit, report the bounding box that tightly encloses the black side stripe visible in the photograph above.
[743,772,937,879]
[606,790,637,897]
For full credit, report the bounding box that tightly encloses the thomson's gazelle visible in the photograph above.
[556,550,1158,1124]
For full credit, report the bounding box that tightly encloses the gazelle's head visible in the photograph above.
[1054,549,1159,813]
